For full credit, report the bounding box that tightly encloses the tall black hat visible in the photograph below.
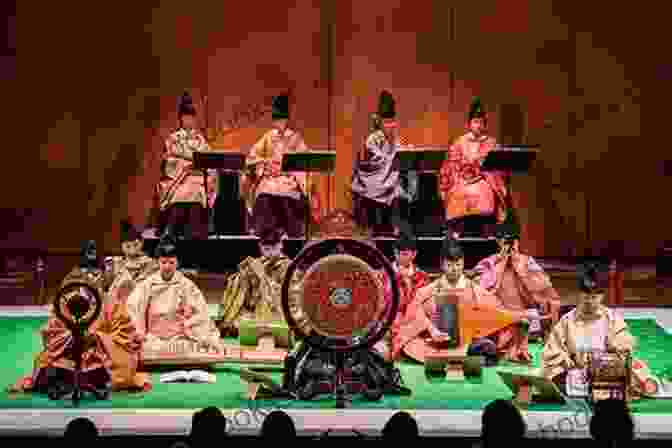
[258,226,283,246]
[271,94,290,120]
[468,96,486,121]
[155,227,178,258]
[120,220,142,242]
[441,236,464,260]
[378,90,396,120]
[178,91,196,117]
[395,233,417,251]
[577,261,608,293]
[495,208,521,241]
[79,240,97,268]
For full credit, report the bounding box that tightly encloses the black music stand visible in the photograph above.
[481,144,539,209]
[393,147,447,172]
[193,151,246,234]
[394,148,448,235]
[282,151,336,240]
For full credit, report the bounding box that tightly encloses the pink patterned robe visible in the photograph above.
[439,133,508,222]
[157,128,218,211]
[475,253,561,361]
[392,275,526,363]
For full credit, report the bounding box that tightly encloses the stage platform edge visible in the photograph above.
[1,307,671,439]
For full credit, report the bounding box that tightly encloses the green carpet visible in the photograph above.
[1,317,671,413]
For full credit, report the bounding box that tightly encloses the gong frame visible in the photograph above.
[281,238,400,352]
[53,282,103,331]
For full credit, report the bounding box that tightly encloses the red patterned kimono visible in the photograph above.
[475,252,561,362]
[392,275,526,363]
[386,263,430,359]
[439,133,508,222]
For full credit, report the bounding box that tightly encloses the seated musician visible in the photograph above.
[219,227,309,338]
[126,232,223,355]
[474,213,561,362]
[243,94,312,238]
[156,92,218,238]
[10,241,150,394]
[542,263,655,399]
[380,233,430,359]
[351,91,402,236]
[105,220,158,304]
[391,236,528,363]
[438,97,508,237]
[61,240,109,294]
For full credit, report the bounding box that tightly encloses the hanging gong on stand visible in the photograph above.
[51,282,109,405]
[280,237,410,408]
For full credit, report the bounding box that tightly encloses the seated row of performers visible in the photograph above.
[10,222,223,395]
[9,221,656,401]
[155,90,509,239]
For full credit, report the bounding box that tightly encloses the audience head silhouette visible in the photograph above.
[260,410,296,439]
[482,399,526,445]
[64,417,98,440]
[590,399,634,446]
[382,411,419,439]
[190,406,227,445]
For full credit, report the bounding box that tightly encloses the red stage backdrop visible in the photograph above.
[6,1,663,258]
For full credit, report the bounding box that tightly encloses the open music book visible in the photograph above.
[159,370,217,384]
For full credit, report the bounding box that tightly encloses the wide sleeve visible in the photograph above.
[183,280,211,328]
[542,319,575,380]
[246,133,268,169]
[513,255,560,321]
[40,317,73,364]
[438,142,461,195]
[474,255,498,290]
[607,312,635,354]
[395,283,434,345]
[125,279,149,335]
[218,264,252,327]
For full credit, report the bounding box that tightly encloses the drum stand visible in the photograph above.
[48,324,110,406]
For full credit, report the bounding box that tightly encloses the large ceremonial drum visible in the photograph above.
[281,238,399,352]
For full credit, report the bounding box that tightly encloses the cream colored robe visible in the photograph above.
[127,271,223,354]
[542,305,647,398]
[105,255,159,303]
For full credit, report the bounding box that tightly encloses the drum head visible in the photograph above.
[281,238,399,352]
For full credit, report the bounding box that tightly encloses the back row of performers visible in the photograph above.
[156,90,508,238]
[10,219,657,400]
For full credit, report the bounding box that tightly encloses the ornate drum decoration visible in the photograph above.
[281,237,400,352]
[53,282,102,332]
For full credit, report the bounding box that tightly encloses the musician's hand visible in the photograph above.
[430,327,451,343]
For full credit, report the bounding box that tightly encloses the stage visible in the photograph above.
[1,307,672,439]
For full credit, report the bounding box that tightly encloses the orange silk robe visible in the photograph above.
[438,133,508,222]
[242,128,323,223]
[11,267,149,392]
[157,128,218,211]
